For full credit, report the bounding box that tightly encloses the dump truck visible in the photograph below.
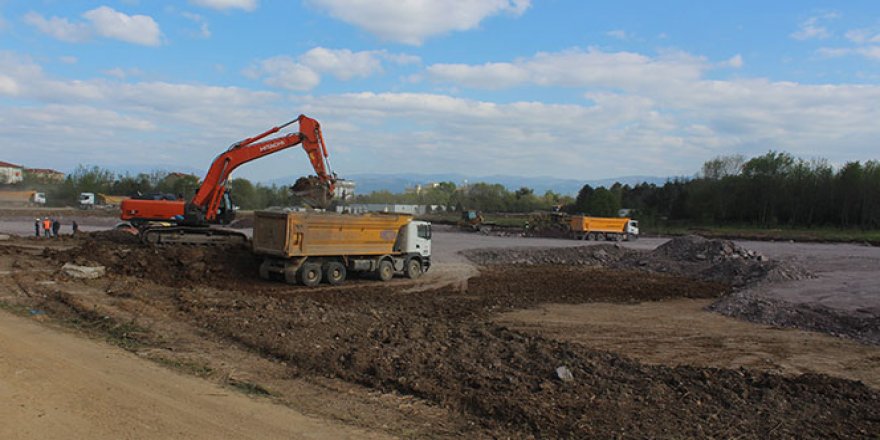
[80,193,130,209]
[252,210,432,286]
[0,190,46,206]
[569,215,639,241]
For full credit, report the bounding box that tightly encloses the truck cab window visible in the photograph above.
[418,224,431,239]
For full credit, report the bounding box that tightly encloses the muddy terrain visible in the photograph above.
[1,232,878,438]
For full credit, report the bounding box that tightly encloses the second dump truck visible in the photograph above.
[252,211,432,286]
[569,215,639,241]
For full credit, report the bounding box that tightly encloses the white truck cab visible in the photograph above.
[31,192,46,205]
[626,220,640,238]
[79,192,96,209]
[399,220,432,259]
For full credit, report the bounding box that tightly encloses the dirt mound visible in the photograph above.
[47,234,260,287]
[172,266,878,439]
[464,235,812,288]
[464,244,632,266]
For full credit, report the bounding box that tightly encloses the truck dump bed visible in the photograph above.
[252,211,412,258]
[569,216,629,233]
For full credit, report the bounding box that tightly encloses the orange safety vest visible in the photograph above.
[42,219,51,230]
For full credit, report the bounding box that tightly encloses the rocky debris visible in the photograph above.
[464,244,631,267]
[61,263,106,279]
[555,366,574,383]
[710,290,880,346]
[464,235,812,289]
[654,235,766,262]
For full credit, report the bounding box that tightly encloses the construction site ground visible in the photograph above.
[0,213,878,438]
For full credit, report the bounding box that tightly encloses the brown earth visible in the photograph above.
[1,232,878,438]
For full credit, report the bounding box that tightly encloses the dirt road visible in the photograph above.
[0,309,388,440]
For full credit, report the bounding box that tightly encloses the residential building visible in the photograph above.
[24,168,65,183]
[0,161,23,184]
[333,179,356,201]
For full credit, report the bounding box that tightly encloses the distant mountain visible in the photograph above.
[266,173,672,195]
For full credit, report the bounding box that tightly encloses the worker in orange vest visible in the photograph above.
[42,217,51,238]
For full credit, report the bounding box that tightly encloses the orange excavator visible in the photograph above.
[119,114,336,244]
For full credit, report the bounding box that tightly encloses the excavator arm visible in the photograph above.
[185,114,335,223]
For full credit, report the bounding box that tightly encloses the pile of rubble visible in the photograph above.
[710,290,880,345]
[464,235,811,289]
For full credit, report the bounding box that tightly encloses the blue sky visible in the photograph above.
[1,0,879,183]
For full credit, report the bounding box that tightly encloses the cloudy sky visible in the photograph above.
[1,0,879,182]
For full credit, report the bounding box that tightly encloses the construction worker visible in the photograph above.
[52,218,61,238]
[72,220,79,235]
[42,217,51,238]
[34,218,40,237]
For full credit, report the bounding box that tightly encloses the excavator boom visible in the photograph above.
[119,115,336,244]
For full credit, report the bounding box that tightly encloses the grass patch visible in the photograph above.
[0,299,31,316]
[227,379,273,396]
[153,357,215,378]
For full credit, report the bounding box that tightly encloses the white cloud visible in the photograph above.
[723,54,744,68]
[818,46,880,61]
[299,47,384,80]
[307,0,530,45]
[791,13,838,41]
[24,12,91,43]
[845,28,880,44]
[102,67,143,79]
[24,7,161,46]
[59,55,79,64]
[189,0,257,11]
[247,47,416,90]
[2,48,880,182]
[83,6,161,46]
[182,12,211,38]
[606,29,630,40]
[245,56,322,91]
[0,75,19,95]
[426,47,707,90]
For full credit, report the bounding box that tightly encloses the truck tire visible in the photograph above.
[376,259,394,282]
[259,259,271,280]
[323,261,346,285]
[298,262,323,287]
[404,258,422,279]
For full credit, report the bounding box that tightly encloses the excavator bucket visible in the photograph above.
[291,176,333,209]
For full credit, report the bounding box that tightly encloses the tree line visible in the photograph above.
[604,151,879,229]
[24,151,880,229]
[40,165,291,209]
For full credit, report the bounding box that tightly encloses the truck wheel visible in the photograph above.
[404,258,422,279]
[376,259,394,282]
[587,233,595,241]
[298,262,323,287]
[323,261,346,285]
[259,259,271,280]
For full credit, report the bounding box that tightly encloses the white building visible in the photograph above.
[336,204,445,215]
[0,161,23,184]
[333,179,356,201]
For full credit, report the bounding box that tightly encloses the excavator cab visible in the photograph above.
[217,190,235,225]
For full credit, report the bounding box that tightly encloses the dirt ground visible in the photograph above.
[0,309,388,440]
[1,230,878,438]
[498,300,880,389]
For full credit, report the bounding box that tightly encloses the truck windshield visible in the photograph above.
[418,224,431,239]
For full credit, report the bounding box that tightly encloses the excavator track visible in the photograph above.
[141,226,249,246]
